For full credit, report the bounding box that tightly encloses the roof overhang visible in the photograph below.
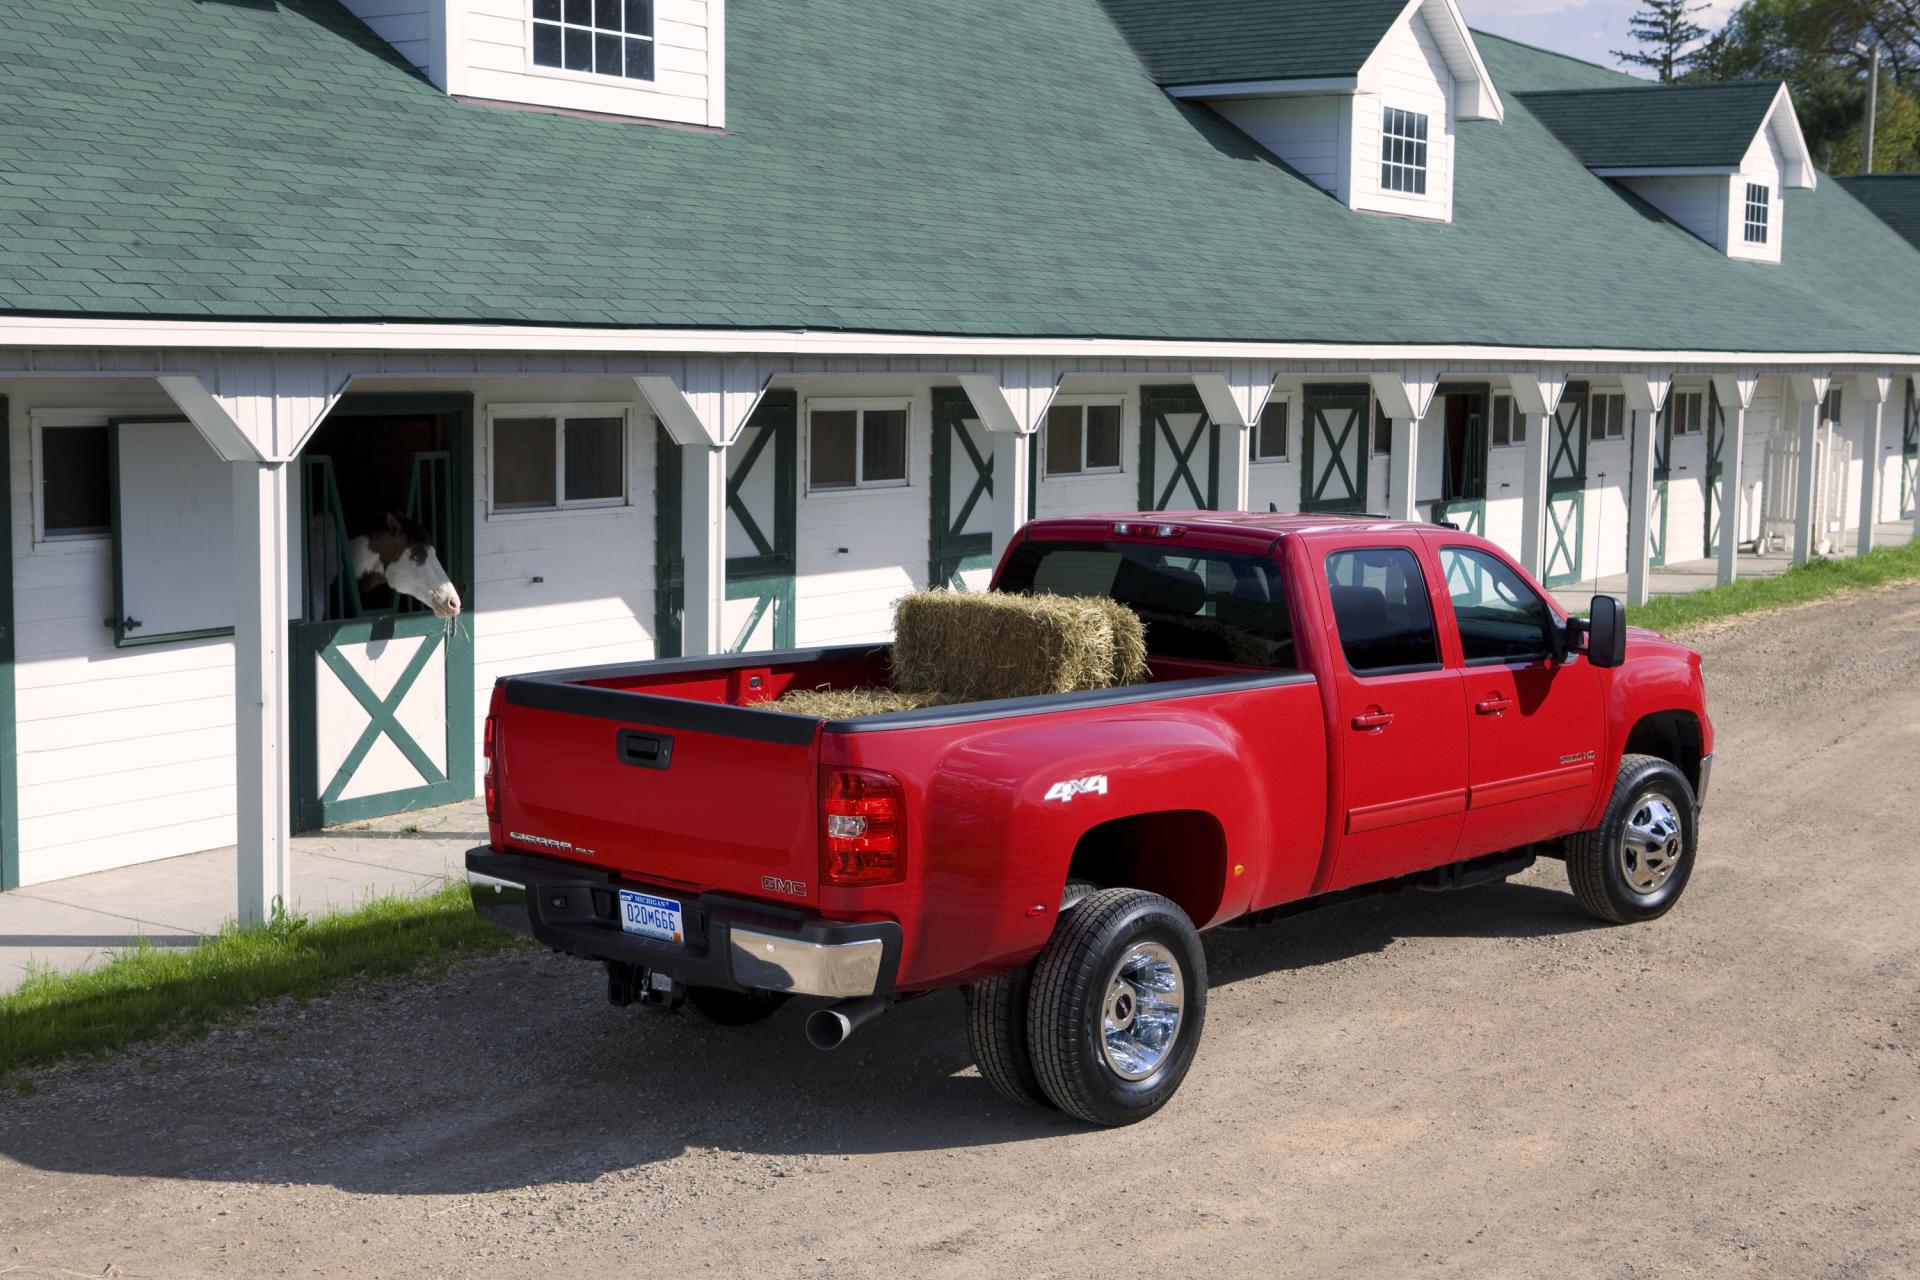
[1591,166,1739,179]
[1167,76,1357,101]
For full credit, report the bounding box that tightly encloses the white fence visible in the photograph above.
[1761,422,1852,556]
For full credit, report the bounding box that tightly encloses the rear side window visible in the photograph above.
[1440,546,1554,663]
[998,540,1296,668]
[1325,548,1440,674]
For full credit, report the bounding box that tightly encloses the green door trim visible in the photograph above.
[1433,382,1490,531]
[1705,385,1727,555]
[1543,382,1590,587]
[289,392,476,833]
[0,395,16,889]
[1903,380,1918,521]
[1301,384,1372,514]
[1139,385,1220,511]
[930,387,995,589]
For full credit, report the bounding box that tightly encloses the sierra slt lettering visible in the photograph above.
[510,831,583,853]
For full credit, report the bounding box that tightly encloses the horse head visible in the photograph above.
[371,512,462,620]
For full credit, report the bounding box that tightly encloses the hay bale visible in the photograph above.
[890,591,1147,701]
[770,687,940,719]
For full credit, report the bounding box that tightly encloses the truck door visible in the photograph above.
[1319,546,1468,889]
[1437,545,1604,852]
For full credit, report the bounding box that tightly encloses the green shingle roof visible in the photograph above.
[1519,81,1784,170]
[1096,0,1406,86]
[1837,175,1920,251]
[1,5,1919,356]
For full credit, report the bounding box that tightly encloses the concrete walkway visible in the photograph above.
[1548,520,1917,614]
[0,799,483,995]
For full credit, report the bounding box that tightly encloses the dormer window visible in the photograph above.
[1744,183,1770,245]
[1381,109,1430,196]
[532,0,655,82]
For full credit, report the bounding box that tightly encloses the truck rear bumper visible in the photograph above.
[465,848,900,999]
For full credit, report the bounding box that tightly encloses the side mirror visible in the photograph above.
[1581,595,1627,668]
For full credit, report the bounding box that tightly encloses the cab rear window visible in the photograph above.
[997,540,1296,668]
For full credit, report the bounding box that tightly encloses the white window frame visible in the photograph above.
[1590,392,1628,442]
[1380,106,1430,196]
[486,402,632,517]
[29,408,129,547]
[1669,389,1705,436]
[525,0,658,87]
[1043,396,1126,478]
[805,398,913,494]
[1490,393,1527,448]
[1252,395,1292,464]
[1743,183,1771,245]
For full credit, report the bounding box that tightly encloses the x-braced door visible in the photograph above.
[1705,385,1728,555]
[1904,380,1918,520]
[930,388,996,589]
[653,391,798,657]
[1544,383,1589,587]
[1647,401,1673,568]
[290,399,474,832]
[1435,384,1489,535]
[1302,385,1371,514]
[1139,386,1219,510]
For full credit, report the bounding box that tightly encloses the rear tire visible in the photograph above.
[1027,888,1206,1127]
[684,985,790,1026]
[963,966,1050,1108]
[1566,754,1698,925]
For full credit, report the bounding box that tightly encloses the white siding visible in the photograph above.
[1619,174,1730,252]
[1212,96,1349,197]
[1352,8,1455,223]
[1663,390,1710,564]
[338,0,435,72]
[453,0,724,128]
[1246,386,1303,515]
[5,380,242,885]
[1728,127,1785,264]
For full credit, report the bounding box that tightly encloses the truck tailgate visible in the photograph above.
[495,679,823,905]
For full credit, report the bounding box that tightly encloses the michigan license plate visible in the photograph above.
[617,889,684,944]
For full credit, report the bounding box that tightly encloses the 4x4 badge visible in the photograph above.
[1045,775,1109,803]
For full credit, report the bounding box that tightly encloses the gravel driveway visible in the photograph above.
[3,584,1917,1278]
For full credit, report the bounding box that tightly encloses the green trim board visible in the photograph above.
[1544,383,1590,587]
[1904,381,1918,521]
[106,416,236,649]
[1302,385,1372,514]
[289,392,476,833]
[930,387,995,590]
[0,395,16,890]
[1139,385,1220,511]
[1705,385,1727,555]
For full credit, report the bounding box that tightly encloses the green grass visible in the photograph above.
[0,880,523,1077]
[1625,537,1920,635]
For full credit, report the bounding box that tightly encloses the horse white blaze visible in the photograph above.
[386,543,461,619]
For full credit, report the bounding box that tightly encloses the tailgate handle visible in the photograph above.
[616,729,674,770]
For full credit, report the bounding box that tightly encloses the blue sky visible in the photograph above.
[1459,0,1740,71]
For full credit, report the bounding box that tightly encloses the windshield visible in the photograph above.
[997,539,1296,668]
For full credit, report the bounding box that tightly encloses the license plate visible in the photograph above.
[616,889,684,944]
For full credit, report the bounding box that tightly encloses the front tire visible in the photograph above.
[1027,888,1206,1127]
[1566,754,1698,924]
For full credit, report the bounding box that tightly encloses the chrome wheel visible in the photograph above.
[1099,941,1184,1081]
[1619,792,1684,894]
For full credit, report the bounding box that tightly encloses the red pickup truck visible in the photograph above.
[468,513,1711,1125]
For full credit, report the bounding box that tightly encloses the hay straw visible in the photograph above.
[890,591,1148,701]
[770,687,941,719]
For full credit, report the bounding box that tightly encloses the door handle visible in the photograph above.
[1351,710,1394,731]
[1475,695,1511,716]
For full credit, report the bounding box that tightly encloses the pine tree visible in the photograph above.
[1613,1,1712,81]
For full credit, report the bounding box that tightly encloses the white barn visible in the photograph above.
[1,0,1918,912]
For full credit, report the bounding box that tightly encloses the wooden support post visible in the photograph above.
[1388,417,1420,520]
[232,460,293,925]
[1857,374,1891,557]
[1519,413,1550,578]
[991,429,1033,561]
[1625,408,1657,606]
[1710,372,1757,586]
[1792,386,1821,565]
[680,444,728,656]
[1372,371,1437,523]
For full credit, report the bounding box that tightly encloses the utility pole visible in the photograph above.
[1856,42,1881,174]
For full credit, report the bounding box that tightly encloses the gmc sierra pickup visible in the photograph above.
[468,512,1711,1125]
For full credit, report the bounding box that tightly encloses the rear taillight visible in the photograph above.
[483,713,498,820]
[821,767,906,886]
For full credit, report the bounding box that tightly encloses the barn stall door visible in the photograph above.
[930,387,995,590]
[1704,387,1727,555]
[1543,383,1590,587]
[1434,385,1489,536]
[289,398,474,832]
[1139,385,1219,511]
[107,418,235,647]
[1640,402,1673,569]
[1301,386,1371,514]
[654,390,798,657]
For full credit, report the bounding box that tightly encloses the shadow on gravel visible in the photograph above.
[0,878,1600,1195]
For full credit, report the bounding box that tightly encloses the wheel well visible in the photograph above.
[1065,810,1228,926]
[1623,711,1704,794]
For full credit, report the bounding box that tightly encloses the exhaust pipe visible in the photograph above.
[805,994,891,1051]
